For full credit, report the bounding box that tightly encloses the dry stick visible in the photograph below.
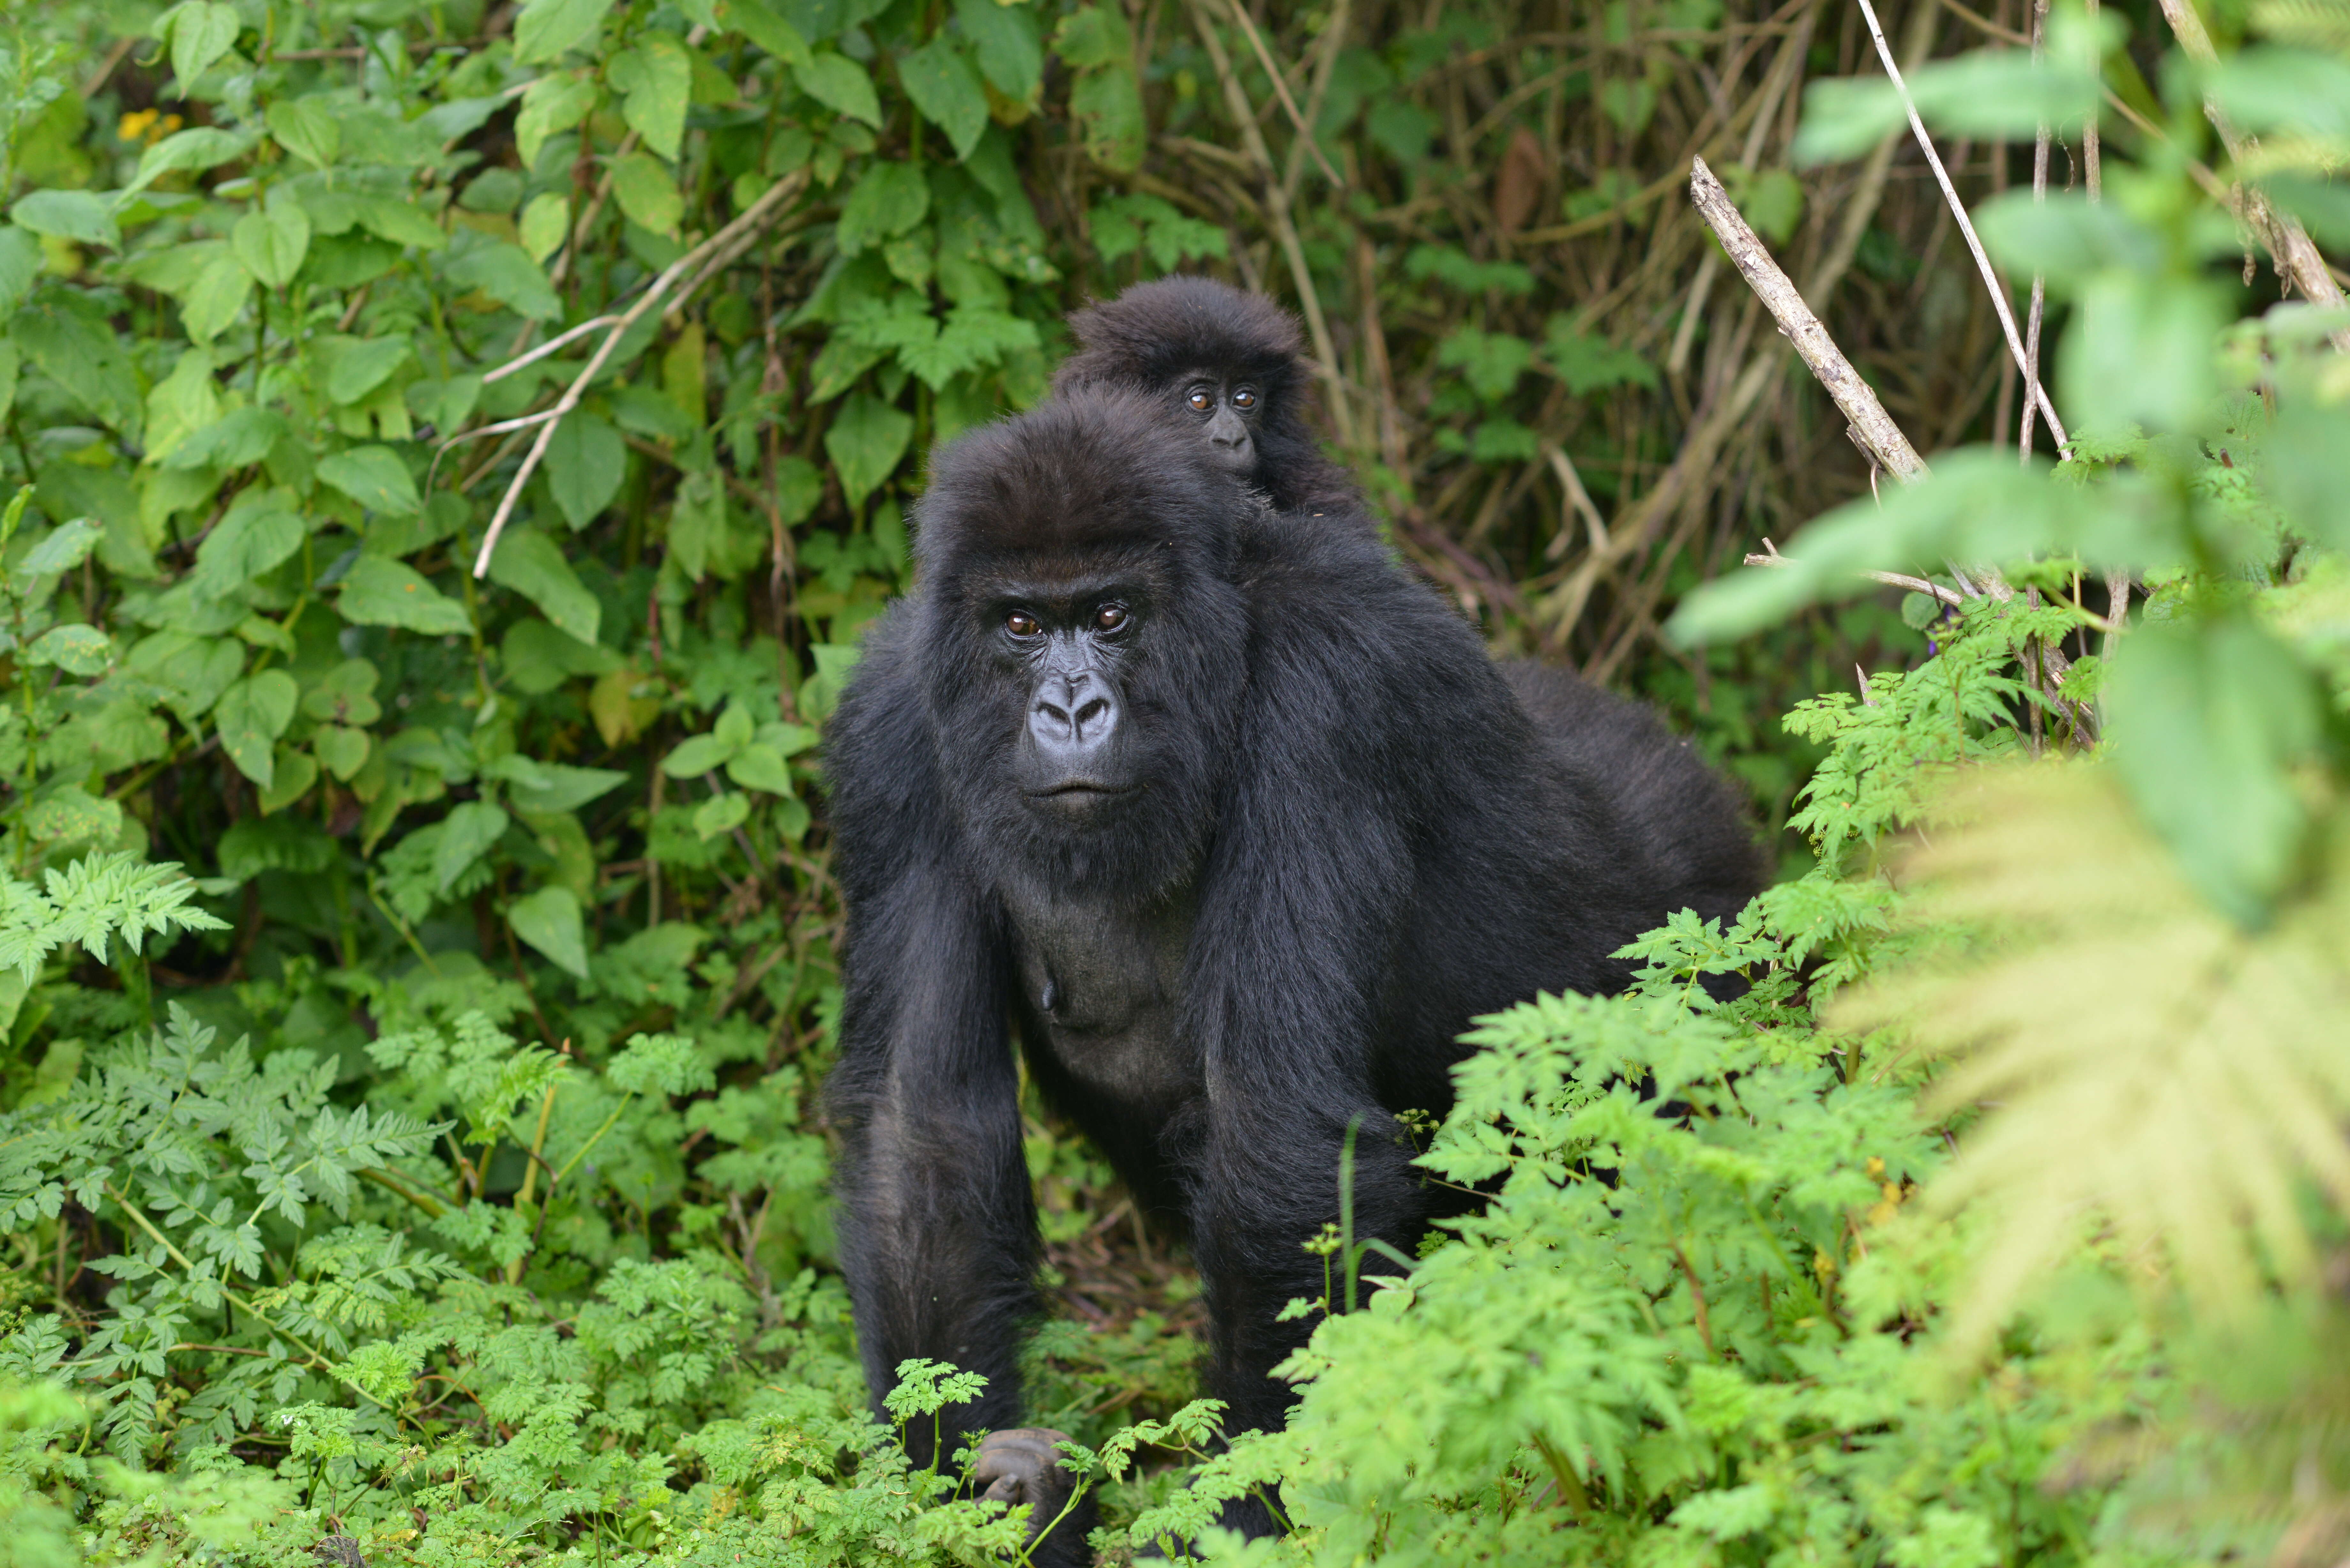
[1692,158,1929,479]
[1743,538,1966,606]
[1852,0,2070,452]
[1188,0,1358,448]
[2019,0,2051,463]
[2151,0,2349,349]
[1279,0,1353,208]
[1218,0,1345,188]
[468,170,810,577]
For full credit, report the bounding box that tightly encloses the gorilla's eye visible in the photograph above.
[1005,610,1041,638]
[1093,604,1129,633]
[1231,386,1258,411]
[1185,384,1214,413]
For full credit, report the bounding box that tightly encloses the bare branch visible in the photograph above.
[1852,0,2069,452]
[1690,155,1928,482]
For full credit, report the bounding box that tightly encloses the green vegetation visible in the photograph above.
[0,0,2338,1561]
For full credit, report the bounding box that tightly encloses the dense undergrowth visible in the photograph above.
[0,0,2341,1561]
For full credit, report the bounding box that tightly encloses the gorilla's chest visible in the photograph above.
[999,885,1198,1104]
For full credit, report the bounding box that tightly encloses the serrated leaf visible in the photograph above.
[546,413,625,528]
[165,406,291,471]
[519,192,571,263]
[353,198,447,252]
[338,556,472,636]
[726,743,794,795]
[18,520,103,578]
[836,162,929,255]
[824,391,913,507]
[611,34,692,162]
[192,506,304,599]
[266,97,342,169]
[319,335,413,407]
[444,241,561,320]
[509,884,589,977]
[693,790,750,841]
[516,72,598,170]
[487,527,600,645]
[164,1,242,94]
[314,724,371,781]
[1068,64,1145,172]
[13,191,119,251]
[317,446,421,516]
[793,51,883,126]
[898,37,989,162]
[181,249,254,343]
[25,625,113,677]
[121,127,252,201]
[0,226,40,315]
[663,732,737,777]
[215,670,299,786]
[232,204,311,289]
[730,0,813,66]
[957,0,1043,103]
[514,0,617,64]
[434,801,510,893]
[610,152,684,238]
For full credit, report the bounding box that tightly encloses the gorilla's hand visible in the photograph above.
[974,1428,1096,1566]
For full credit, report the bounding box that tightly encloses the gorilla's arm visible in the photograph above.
[824,628,1037,1463]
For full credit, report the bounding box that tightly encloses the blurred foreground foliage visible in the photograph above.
[0,0,2337,1561]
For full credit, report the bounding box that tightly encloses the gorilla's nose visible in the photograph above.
[1029,672,1119,760]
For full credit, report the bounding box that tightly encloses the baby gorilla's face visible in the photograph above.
[1177,374,1261,479]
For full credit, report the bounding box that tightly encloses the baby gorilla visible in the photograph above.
[1053,275,1361,514]
[823,390,1761,1563]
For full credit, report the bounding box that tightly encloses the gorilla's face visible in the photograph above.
[1177,374,1262,480]
[995,587,1145,817]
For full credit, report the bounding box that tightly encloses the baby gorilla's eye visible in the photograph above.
[1231,386,1258,411]
[1185,385,1214,413]
[1094,604,1129,632]
[1006,610,1041,637]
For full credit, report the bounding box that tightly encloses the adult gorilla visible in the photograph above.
[824,391,1758,1560]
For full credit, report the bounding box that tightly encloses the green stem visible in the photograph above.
[552,1091,636,1184]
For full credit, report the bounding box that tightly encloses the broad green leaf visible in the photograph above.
[487,527,601,645]
[508,884,589,978]
[1976,192,2163,288]
[434,801,511,893]
[314,724,371,780]
[12,190,119,251]
[693,790,751,841]
[181,249,255,343]
[898,37,989,162]
[319,335,413,407]
[793,51,883,126]
[714,704,755,749]
[1068,64,1145,172]
[317,446,422,516]
[192,505,304,599]
[0,226,40,315]
[266,97,342,168]
[663,733,738,776]
[490,756,628,813]
[519,193,571,263]
[259,746,319,813]
[121,127,252,200]
[516,72,598,169]
[612,34,692,161]
[25,625,113,677]
[503,619,618,694]
[231,203,311,289]
[514,0,617,64]
[667,468,729,582]
[445,241,562,320]
[1053,4,1131,67]
[2107,617,2323,927]
[164,406,290,471]
[300,659,383,725]
[353,198,448,252]
[339,556,472,636]
[163,0,242,94]
[215,670,299,787]
[730,0,814,66]
[546,414,625,529]
[824,391,913,507]
[836,162,930,255]
[957,0,1043,104]
[610,152,684,238]
[18,520,104,578]
[2063,273,2227,439]
[726,743,795,795]
[2266,397,2350,556]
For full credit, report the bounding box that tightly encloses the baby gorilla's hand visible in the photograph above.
[973,1428,1096,1567]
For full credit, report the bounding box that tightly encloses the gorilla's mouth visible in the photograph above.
[1029,782,1133,799]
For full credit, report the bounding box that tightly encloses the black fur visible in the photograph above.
[1052,276,1361,514]
[823,392,1761,1556]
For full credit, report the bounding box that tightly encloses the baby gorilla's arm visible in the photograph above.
[974,1428,1097,1567]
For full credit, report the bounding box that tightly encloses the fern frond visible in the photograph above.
[1838,763,2350,1344]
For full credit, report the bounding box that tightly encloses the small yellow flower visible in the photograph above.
[118,109,156,142]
